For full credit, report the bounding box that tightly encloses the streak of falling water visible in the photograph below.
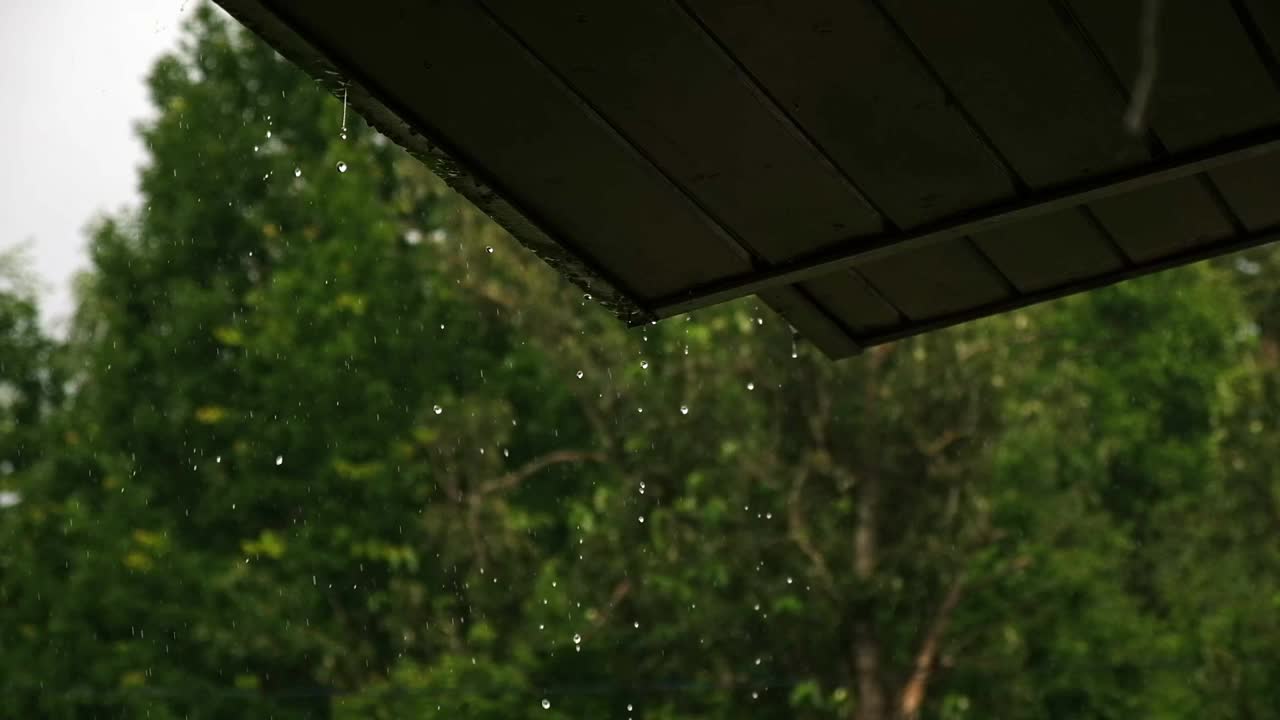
[340,85,349,140]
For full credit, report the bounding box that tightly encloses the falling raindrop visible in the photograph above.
[680,405,689,415]
[638,516,646,523]
[294,167,302,177]
[275,455,283,466]
[583,293,592,301]
[265,130,272,138]
[628,704,634,712]
[640,360,649,369]
[215,456,222,463]
[340,85,349,139]
[637,407,644,413]
[433,405,443,415]
[542,699,551,710]
[755,657,762,665]
[336,161,348,173]
[485,246,494,254]
[747,382,755,391]
[253,145,259,152]
[786,576,794,584]
[575,370,584,379]
[573,633,582,644]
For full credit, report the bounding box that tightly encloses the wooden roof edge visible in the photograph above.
[858,222,1280,348]
[214,0,656,325]
[653,125,1280,317]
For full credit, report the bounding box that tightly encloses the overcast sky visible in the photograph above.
[1,1,190,332]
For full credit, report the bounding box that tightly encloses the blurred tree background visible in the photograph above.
[4,6,1280,719]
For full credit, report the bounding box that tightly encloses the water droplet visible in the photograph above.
[756,317,764,325]
[215,456,222,463]
[340,131,348,140]
[786,576,793,584]
[640,360,649,369]
[636,407,644,413]
[433,405,443,415]
[752,692,759,700]
[294,167,302,177]
[633,622,639,629]
[746,382,755,391]
[542,699,551,710]
[253,145,259,153]
[573,633,581,644]
[680,405,689,415]
[485,246,495,254]
[628,704,634,711]
[575,370,584,379]
[583,293,592,301]
[638,516,645,523]
[265,130,272,138]
[755,657,762,665]
[336,161,348,173]
[275,455,283,466]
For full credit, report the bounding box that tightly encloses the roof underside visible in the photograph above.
[216,0,1280,358]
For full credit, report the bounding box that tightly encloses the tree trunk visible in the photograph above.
[852,354,886,720]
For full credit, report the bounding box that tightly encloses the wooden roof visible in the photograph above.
[216,0,1280,358]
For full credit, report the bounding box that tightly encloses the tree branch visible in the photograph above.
[897,573,966,720]
[787,465,839,600]
[475,449,607,496]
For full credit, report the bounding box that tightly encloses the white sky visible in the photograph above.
[1,0,190,333]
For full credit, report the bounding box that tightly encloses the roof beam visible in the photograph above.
[653,125,1280,317]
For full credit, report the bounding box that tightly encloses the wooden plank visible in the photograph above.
[1067,0,1280,150]
[802,272,904,337]
[881,0,1146,185]
[482,0,883,265]
[1210,154,1280,231]
[856,239,1012,321]
[758,287,866,359]
[652,127,1280,316]
[1068,0,1280,235]
[483,0,888,355]
[263,0,752,300]
[973,210,1126,293]
[682,0,1016,227]
[858,223,1280,348]
[217,0,655,321]
[1087,178,1233,262]
[874,0,1192,296]
[1219,2,1280,230]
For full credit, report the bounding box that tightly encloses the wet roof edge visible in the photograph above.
[214,0,656,325]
